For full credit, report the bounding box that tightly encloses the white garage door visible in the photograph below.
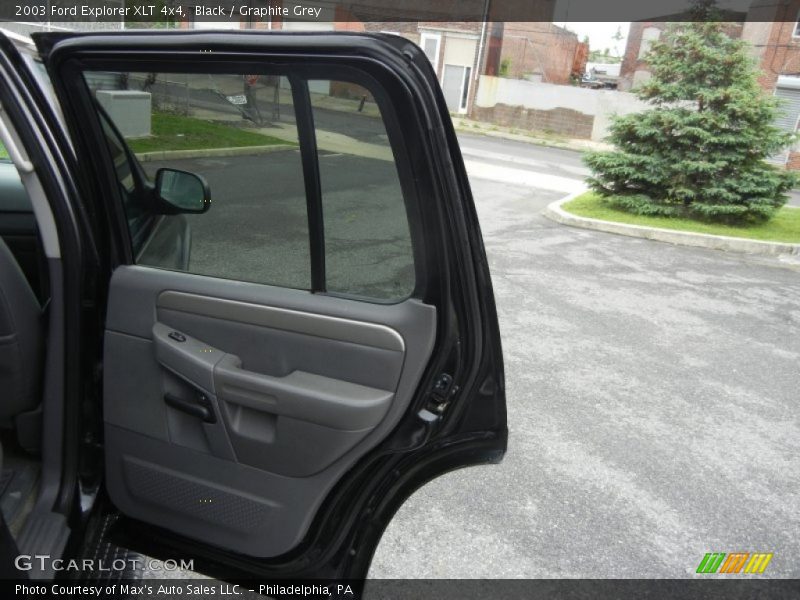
[772,77,800,164]
[442,65,471,113]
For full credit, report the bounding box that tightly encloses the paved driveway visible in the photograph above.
[369,150,800,578]
[141,133,799,579]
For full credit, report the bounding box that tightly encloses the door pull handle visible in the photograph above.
[164,392,217,424]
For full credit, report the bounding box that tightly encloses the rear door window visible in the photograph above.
[85,69,416,300]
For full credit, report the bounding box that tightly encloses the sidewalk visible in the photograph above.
[451,116,612,154]
[135,72,384,119]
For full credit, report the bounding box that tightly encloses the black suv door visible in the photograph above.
[26,30,506,578]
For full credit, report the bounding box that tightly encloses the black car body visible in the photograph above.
[0,29,505,581]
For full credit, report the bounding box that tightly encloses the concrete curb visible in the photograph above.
[543,190,800,257]
[135,144,295,162]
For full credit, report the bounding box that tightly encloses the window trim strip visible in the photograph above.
[290,76,326,293]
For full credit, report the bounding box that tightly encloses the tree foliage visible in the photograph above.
[584,9,797,223]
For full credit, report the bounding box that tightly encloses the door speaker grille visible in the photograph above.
[123,457,273,532]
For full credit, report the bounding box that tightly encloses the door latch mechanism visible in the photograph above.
[426,373,457,415]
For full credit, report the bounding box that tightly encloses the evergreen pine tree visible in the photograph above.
[584,4,796,223]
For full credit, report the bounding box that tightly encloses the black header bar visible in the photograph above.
[0,0,790,24]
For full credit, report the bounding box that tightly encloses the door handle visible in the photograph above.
[164,392,217,424]
[152,322,225,394]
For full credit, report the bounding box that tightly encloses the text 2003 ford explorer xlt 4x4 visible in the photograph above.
[0,29,505,580]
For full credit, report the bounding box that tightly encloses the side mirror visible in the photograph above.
[155,168,211,214]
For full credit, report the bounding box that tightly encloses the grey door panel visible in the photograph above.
[157,308,405,393]
[158,290,406,352]
[153,322,395,430]
[215,348,394,475]
[107,266,433,342]
[103,265,436,556]
[214,354,394,431]
[104,331,170,441]
[108,426,318,555]
[151,322,396,476]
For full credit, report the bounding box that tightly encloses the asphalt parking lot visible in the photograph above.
[145,136,800,579]
[369,138,800,578]
[370,143,800,578]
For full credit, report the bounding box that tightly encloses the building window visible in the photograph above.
[420,32,442,74]
[639,27,662,59]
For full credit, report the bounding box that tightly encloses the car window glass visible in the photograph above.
[96,110,153,253]
[85,71,311,290]
[309,80,415,300]
[83,69,415,300]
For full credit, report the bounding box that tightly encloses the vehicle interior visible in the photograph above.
[0,34,441,567]
[0,91,212,566]
[0,91,218,571]
[0,155,45,540]
[0,78,223,569]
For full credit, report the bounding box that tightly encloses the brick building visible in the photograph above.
[741,0,800,167]
[182,4,491,114]
[497,22,587,85]
[386,22,585,111]
[618,21,743,91]
[742,0,800,89]
[180,2,585,115]
[617,22,668,91]
[363,21,488,114]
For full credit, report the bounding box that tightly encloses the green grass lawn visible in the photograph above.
[127,112,289,154]
[0,142,8,160]
[562,192,800,243]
